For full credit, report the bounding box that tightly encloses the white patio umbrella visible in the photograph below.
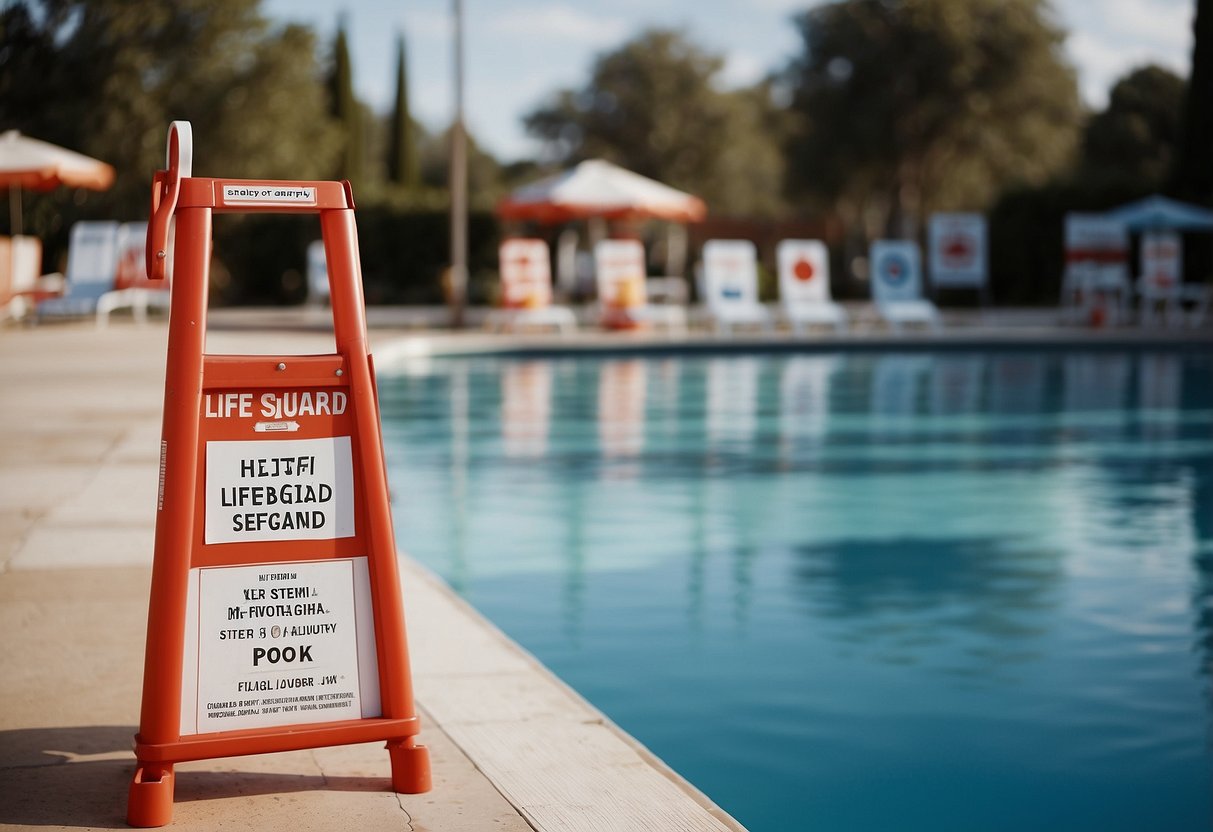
[497,159,706,223]
[497,159,706,290]
[0,130,115,235]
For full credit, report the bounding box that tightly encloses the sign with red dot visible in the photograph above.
[777,240,831,305]
[928,213,987,289]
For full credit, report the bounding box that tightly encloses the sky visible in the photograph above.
[262,0,1196,163]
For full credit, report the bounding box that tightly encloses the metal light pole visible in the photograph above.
[448,0,468,328]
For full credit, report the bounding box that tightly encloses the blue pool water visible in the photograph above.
[379,350,1213,832]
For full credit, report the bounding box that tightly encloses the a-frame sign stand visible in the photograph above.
[127,122,430,827]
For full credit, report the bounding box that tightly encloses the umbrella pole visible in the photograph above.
[9,186,21,237]
[666,223,687,278]
[447,0,468,329]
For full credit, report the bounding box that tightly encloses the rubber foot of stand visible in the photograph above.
[127,765,175,828]
[388,742,432,794]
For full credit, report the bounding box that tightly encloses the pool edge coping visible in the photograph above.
[368,328,1213,368]
[400,555,749,832]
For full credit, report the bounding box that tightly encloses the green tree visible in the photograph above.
[1173,0,1213,202]
[386,32,419,189]
[0,0,339,237]
[1081,64,1185,188]
[524,29,787,217]
[419,126,504,207]
[783,0,1081,239]
[328,20,363,186]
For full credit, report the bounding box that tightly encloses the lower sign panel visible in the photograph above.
[180,558,381,734]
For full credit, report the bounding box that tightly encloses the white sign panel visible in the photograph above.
[205,436,355,544]
[180,558,380,734]
[222,185,317,206]
[703,240,759,310]
[777,239,832,304]
[1141,230,1182,291]
[594,239,648,308]
[928,213,987,288]
[499,239,552,308]
[870,240,924,303]
[1064,213,1128,260]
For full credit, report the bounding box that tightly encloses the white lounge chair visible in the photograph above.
[1074,263,1132,327]
[485,238,576,334]
[1135,231,1208,328]
[1060,213,1131,326]
[306,239,330,306]
[594,239,685,333]
[1137,274,1183,328]
[777,239,848,334]
[1,235,50,321]
[37,221,120,320]
[701,240,773,335]
[96,222,171,327]
[869,240,941,332]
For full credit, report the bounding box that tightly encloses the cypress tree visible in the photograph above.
[329,20,363,186]
[387,31,419,189]
[1172,0,1213,201]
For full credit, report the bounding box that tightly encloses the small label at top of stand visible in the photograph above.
[222,185,317,206]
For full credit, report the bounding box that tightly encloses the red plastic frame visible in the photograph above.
[127,122,430,827]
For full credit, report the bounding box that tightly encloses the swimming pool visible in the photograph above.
[379,349,1213,832]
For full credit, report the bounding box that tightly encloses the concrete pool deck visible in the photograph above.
[2,309,1210,831]
[0,322,746,832]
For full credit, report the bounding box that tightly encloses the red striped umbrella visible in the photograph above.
[0,130,115,235]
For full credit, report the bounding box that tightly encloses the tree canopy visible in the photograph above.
[782,0,1081,238]
[0,0,339,235]
[0,0,1194,306]
[523,29,787,218]
[1081,64,1185,189]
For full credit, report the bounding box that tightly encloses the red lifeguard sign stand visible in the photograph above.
[127,122,430,827]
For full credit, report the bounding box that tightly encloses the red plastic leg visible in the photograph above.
[127,764,175,828]
[387,738,432,794]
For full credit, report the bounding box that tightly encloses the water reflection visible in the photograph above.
[707,356,761,449]
[1194,470,1213,681]
[386,352,1211,636]
[870,354,932,425]
[1063,353,1131,413]
[791,536,1060,671]
[929,355,984,415]
[987,355,1047,414]
[380,350,1213,830]
[1137,352,1182,442]
[501,361,551,458]
[598,360,646,461]
[780,355,838,449]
